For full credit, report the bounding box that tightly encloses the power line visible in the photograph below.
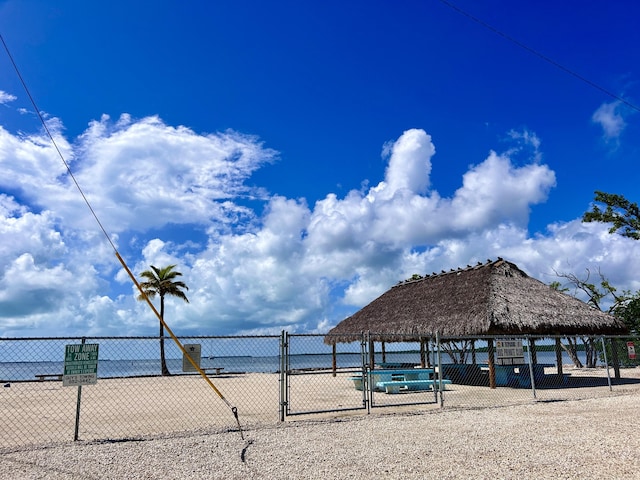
[437,0,640,113]
[0,34,119,252]
[0,33,245,439]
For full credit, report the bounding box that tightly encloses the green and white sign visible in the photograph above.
[63,343,99,386]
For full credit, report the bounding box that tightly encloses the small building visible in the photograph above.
[325,258,628,386]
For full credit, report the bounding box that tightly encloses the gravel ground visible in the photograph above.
[1,392,639,479]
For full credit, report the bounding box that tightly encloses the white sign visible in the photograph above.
[496,339,525,365]
[627,342,636,360]
[182,344,201,372]
[63,343,99,386]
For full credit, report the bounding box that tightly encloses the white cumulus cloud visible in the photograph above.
[592,100,626,140]
[1,119,638,337]
[0,90,17,104]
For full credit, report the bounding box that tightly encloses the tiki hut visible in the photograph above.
[325,258,627,386]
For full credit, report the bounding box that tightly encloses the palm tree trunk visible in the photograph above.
[159,296,170,376]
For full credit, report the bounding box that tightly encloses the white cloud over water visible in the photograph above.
[1,117,639,337]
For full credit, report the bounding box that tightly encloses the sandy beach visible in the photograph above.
[2,367,640,478]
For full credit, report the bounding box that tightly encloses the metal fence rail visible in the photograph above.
[1,333,639,451]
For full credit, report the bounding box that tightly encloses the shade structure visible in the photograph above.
[325,258,628,344]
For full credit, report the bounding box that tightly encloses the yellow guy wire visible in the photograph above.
[1,33,244,440]
[116,253,244,439]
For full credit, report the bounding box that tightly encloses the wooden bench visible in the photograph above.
[376,379,452,394]
[202,367,224,375]
[35,374,63,381]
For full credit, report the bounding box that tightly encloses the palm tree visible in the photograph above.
[137,265,189,376]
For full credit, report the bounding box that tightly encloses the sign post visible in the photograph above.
[63,341,99,441]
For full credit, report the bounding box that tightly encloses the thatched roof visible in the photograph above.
[325,258,628,344]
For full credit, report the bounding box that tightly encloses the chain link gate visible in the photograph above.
[280,332,369,418]
[279,332,444,419]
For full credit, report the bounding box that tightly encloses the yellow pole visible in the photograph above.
[116,252,243,438]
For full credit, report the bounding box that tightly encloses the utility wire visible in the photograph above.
[1,33,244,439]
[1,34,118,252]
[437,0,640,113]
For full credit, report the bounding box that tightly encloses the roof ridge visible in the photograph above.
[396,257,505,286]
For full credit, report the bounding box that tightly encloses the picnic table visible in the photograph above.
[349,368,451,394]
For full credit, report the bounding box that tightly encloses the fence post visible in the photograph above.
[73,337,86,441]
[360,333,369,413]
[366,331,375,408]
[279,331,288,422]
[436,331,444,407]
[526,336,537,399]
[601,337,613,391]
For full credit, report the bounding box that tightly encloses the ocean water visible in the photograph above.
[0,350,584,382]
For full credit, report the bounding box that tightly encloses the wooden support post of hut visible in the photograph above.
[381,341,386,364]
[487,338,496,389]
[610,338,621,380]
[554,337,563,378]
[528,338,537,364]
[420,338,426,368]
[368,336,375,369]
[332,343,337,377]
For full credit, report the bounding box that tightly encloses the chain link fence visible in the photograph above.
[0,335,281,451]
[2,333,639,451]
[284,333,640,414]
[435,334,640,409]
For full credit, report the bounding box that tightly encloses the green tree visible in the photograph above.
[612,292,640,335]
[582,191,640,334]
[553,268,632,367]
[137,265,189,376]
[583,191,640,240]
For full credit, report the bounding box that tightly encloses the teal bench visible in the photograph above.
[376,379,452,394]
[349,376,364,391]
[349,368,438,392]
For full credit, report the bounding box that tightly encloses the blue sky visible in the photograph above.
[1,0,639,337]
